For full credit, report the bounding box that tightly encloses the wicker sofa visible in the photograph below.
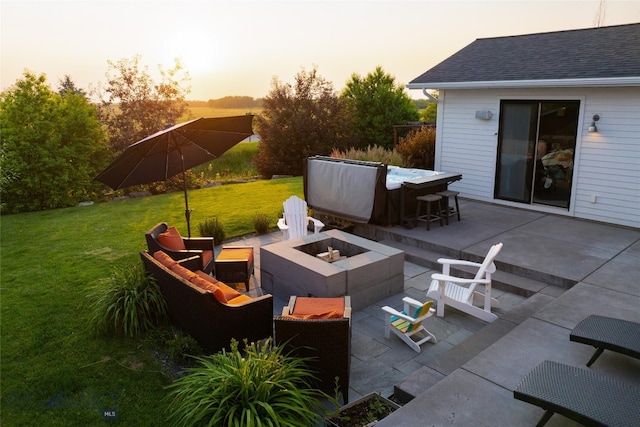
[140,250,273,353]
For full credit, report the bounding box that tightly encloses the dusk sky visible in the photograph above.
[2,0,639,100]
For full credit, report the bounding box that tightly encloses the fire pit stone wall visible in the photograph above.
[260,230,404,310]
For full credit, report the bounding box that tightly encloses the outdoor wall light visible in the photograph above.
[588,114,600,132]
[475,110,493,120]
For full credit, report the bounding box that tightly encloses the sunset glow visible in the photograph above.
[2,1,639,100]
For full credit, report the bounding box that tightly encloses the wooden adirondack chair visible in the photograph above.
[382,297,437,353]
[277,195,324,240]
[427,243,503,323]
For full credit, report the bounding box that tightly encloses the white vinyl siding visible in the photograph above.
[435,87,640,228]
[573,88,640,227]
[438,90,498,200]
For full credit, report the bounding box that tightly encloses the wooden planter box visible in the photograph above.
[325,392,400,427]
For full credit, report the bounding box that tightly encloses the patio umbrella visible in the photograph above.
[95,115,254,237]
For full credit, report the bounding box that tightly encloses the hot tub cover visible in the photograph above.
[304,156,387,223]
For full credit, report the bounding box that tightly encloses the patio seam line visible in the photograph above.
[570,281,640,299]
[529,316,573,332]
[459,366,515,393]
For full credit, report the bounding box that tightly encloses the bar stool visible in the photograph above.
[436,190,461,225]
[415,194,444,230]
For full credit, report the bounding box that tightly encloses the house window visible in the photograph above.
[494,100,579,209]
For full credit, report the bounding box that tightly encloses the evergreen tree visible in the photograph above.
[57,75,86,98]
[341,66,419,149]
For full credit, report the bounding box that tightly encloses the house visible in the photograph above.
[407,23,640,228]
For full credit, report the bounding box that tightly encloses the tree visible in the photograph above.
[253,67,354,177]
[0,71,109,213]
[340,66,419,150]
[57,75,86,98]
[93,55,190,152]
[207,96,262,109]
[420,90,439,123]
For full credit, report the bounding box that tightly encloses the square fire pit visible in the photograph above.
[260,230,404,310]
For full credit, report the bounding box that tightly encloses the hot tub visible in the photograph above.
[304,156,460,226]
[386,166,443,190]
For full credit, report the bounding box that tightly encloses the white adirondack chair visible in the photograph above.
[277,195,324,240]
[382,297,437,353]
[427,243,503,323]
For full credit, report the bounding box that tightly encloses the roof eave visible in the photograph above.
[407,77,640,90]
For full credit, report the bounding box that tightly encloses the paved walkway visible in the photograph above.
[224,200,640,426]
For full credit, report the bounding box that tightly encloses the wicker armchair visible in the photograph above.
[274,296,351,402]
[145,222,215,274]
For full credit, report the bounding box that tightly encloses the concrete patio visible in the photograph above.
[223,199,640,426]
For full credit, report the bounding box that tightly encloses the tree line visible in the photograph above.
[0,55,437,214]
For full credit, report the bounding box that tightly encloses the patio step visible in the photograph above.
[379,239,551,297]
[355,224,577,289]
[392,292,558,403]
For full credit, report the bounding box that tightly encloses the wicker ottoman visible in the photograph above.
[215,246,254,292]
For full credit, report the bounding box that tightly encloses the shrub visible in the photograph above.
[198,216,226,244]
[330,145,402,165]
[396,125,436,169]
[253,212,271,235]
[165,333,202,364]
[166,338,330,427]
[87,263,168,337]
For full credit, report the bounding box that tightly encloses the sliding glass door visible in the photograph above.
[495,100,579,209]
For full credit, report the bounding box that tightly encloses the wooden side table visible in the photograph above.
[215,246,254,292]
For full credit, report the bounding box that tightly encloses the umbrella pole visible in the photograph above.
[180,152,192,238]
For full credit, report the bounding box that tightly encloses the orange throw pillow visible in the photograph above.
[195,271,241,301]
[190,276,227,303]
[158,226,186,251]
[153,250,177,268]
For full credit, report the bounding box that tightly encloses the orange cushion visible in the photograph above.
[217,247,254,262]
[194,270,219,284]
[190,276,227,303]
[290,297,345,319]
[217,282,241,302]
[227,294,252,305]
[170,263,197,282]
[202,250,213,266]
[195,270,240,301]
[153,250,177,268]
[158,226,186,251]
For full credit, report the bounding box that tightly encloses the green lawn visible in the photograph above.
[0,177,302,425]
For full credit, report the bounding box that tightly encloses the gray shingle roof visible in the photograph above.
[410,23,640,86]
